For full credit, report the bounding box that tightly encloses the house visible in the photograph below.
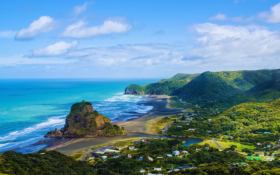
[257,143,261,146]
[165,154,172,158]
[137,156,143,161]
[114,155,121,158]
[204,147,209,150]
[154,168,161,171]
[173,150,180,157]
[177,126,182,128]
[267,145,271,148]
[127,154,132,158]
[104,149,120,154]
[229,136,234,139]
[188,128,196,131]
[182,150,188,154]
[259,154,264,156]
[264,132,271,135]
[95,151,104,154]
[186,122,190,125]
[129,146,135,150]
[264,157,274,161]
[207,119,212,122]
[230,162,248,168]
[148,156,153,161]
[140,169,145,173]
[101,156,107,161]
[207,130,211,133]
[89,157,95,160]
[157,157,163,160]
[196,148,201,151]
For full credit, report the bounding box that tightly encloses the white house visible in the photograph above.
[207,119,212,122]
[154,168,162,171]
[89,157,95,160]
[173,150,180,157]
[129,146,135,150]
[182,150,188,154]
[104,149,120,154]
[165,154,172,158]
[188,128,196,131]
[196,148,201,151]
[101,156,107,160]
[148,156,154,161]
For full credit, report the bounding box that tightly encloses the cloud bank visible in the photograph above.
[60,20,131,38]
[30,41,77,57]
[16,16,55,39]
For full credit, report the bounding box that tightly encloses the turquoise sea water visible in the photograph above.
[0,79,158,153]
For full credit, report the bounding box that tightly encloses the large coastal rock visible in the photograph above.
[45,101,127,138]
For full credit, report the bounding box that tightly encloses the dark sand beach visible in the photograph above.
[22,95,182,154]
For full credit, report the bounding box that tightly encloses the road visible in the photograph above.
[212,138,223,150]
[162,122,174,134]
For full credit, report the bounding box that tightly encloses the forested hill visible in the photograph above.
[173,69,280,101]
[124,69,280,101]
[124,73,198,95]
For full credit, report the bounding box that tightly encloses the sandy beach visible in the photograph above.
[115,95,182,134]
[22,95,182,154]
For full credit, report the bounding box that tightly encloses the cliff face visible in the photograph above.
[45,101,126,138]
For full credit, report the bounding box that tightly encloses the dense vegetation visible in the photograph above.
[124,73,199,95]
[173,69,280,102]
[167,98,280,146]
[0,150,95,175]
[158,73,200,83]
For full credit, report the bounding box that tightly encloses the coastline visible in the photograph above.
[7,95,182,154]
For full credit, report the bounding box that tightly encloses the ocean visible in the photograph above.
[0,79,158,153]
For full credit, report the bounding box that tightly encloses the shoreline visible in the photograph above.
[7,95,183,154]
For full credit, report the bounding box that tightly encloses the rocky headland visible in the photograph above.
[45,101,127,138]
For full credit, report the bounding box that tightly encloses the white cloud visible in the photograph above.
[0,30,16,38]
[259,3,280,23]
[186,23,280,69]
[73,2,88,15]
[30,41,78,57]
[209,13,227,21]
[16,16,55,39]
[60,20,131,38]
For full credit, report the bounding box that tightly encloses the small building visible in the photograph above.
[129,146,135,150]
[173,150,180,157]
[264,157,274,161]
[95,151,104,154]
[157,157,163,160]
[196,148,201,151]
[127,154,132,158]
[89,157,95,160]
[257,143,261,146]
[101,156,107,161]
[104,149,120,154]
[230,162,248,168]
[137,156,143,161]
[148,156,153,161]
[207,119,212,122]
[264,132,271,135]
[114,155,121,159]
[267,145,271,148]
[165,154,172,158]
[204,147,209,150]
[154,168,162,171]
[259,154,264,156]
[182,150,188,154]
[188,128,196,131]
[207,130,211,133]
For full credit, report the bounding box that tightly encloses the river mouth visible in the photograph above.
[127,134,203,146]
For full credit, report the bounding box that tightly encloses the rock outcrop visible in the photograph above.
[124,84,145,95]
[45,101,126,138]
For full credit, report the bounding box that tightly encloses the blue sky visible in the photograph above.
[1,0,280,78]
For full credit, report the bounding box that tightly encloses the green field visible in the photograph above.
[199,140,255,151]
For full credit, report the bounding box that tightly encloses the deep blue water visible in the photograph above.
[0,79,158,153]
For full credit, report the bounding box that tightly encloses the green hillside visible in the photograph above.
[125,73,199,95]
[174,69,280,101]
[158,73,200,83]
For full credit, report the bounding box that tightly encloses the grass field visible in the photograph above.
[199,140,256,151]
[146,115,176,134]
